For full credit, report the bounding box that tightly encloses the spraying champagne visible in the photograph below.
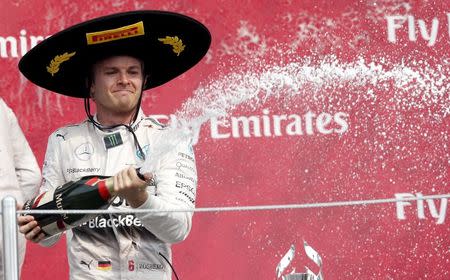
[22,169,146,238]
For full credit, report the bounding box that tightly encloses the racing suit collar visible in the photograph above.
[91,108,145,133]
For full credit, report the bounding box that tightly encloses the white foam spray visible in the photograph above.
[139,55,448,175]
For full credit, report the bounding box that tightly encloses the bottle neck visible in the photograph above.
[104,177,116,196]
[84,176,116,201]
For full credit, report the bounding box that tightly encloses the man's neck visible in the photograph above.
[96,109,139,127]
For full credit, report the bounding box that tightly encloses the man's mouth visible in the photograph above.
[113,89,134,95]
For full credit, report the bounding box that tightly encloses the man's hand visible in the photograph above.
[18,215,46,243]
[113,167,152,208]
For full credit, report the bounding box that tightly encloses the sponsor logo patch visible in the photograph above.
[103,132,123,149]
[56,132,67,141]
[178,152,195,162]
[176,161,196,173]
[74,142,94,161]
[86,21,145,45]
[128,259,164,271]
[85,214,144,228]
[136,144,150,160]
[66,167,101,174]
[80,260,93,270]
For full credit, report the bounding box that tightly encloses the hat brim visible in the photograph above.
[18,10,211,98]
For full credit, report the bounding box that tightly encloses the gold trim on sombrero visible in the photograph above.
[46,52,76,76]
[86,21,145,45]
[158,36,185,56]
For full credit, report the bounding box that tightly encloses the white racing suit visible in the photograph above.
[39,110,197,280]
[0,98,41,279]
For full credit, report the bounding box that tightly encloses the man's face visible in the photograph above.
[90,55,145,117]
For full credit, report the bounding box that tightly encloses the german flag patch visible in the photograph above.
[96,260,112,271]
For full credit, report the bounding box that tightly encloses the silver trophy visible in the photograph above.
[276,241,324,280]
[283,273,313,280]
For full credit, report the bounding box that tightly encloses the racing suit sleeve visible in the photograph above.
[38,131,66,247]
[3,100,41,201]
[136,139,197,244]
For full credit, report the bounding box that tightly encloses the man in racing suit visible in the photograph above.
[0,98,41,278]
[17,10,210,280]
[36,109,197,280]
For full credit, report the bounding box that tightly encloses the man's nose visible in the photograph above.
[117,72,131,85]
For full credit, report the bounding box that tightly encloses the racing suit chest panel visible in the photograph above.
[61,125,136,182]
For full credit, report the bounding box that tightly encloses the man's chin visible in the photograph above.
[114,97,138,108]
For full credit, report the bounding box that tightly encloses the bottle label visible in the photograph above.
[23,176,113,237]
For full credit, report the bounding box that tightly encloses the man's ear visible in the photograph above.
[85,77,95,100]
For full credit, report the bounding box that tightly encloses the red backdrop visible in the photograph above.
[0,0,448,279]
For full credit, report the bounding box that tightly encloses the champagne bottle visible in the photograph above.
[22,170,146,238]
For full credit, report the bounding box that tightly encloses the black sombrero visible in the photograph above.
[18,10,211,98]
